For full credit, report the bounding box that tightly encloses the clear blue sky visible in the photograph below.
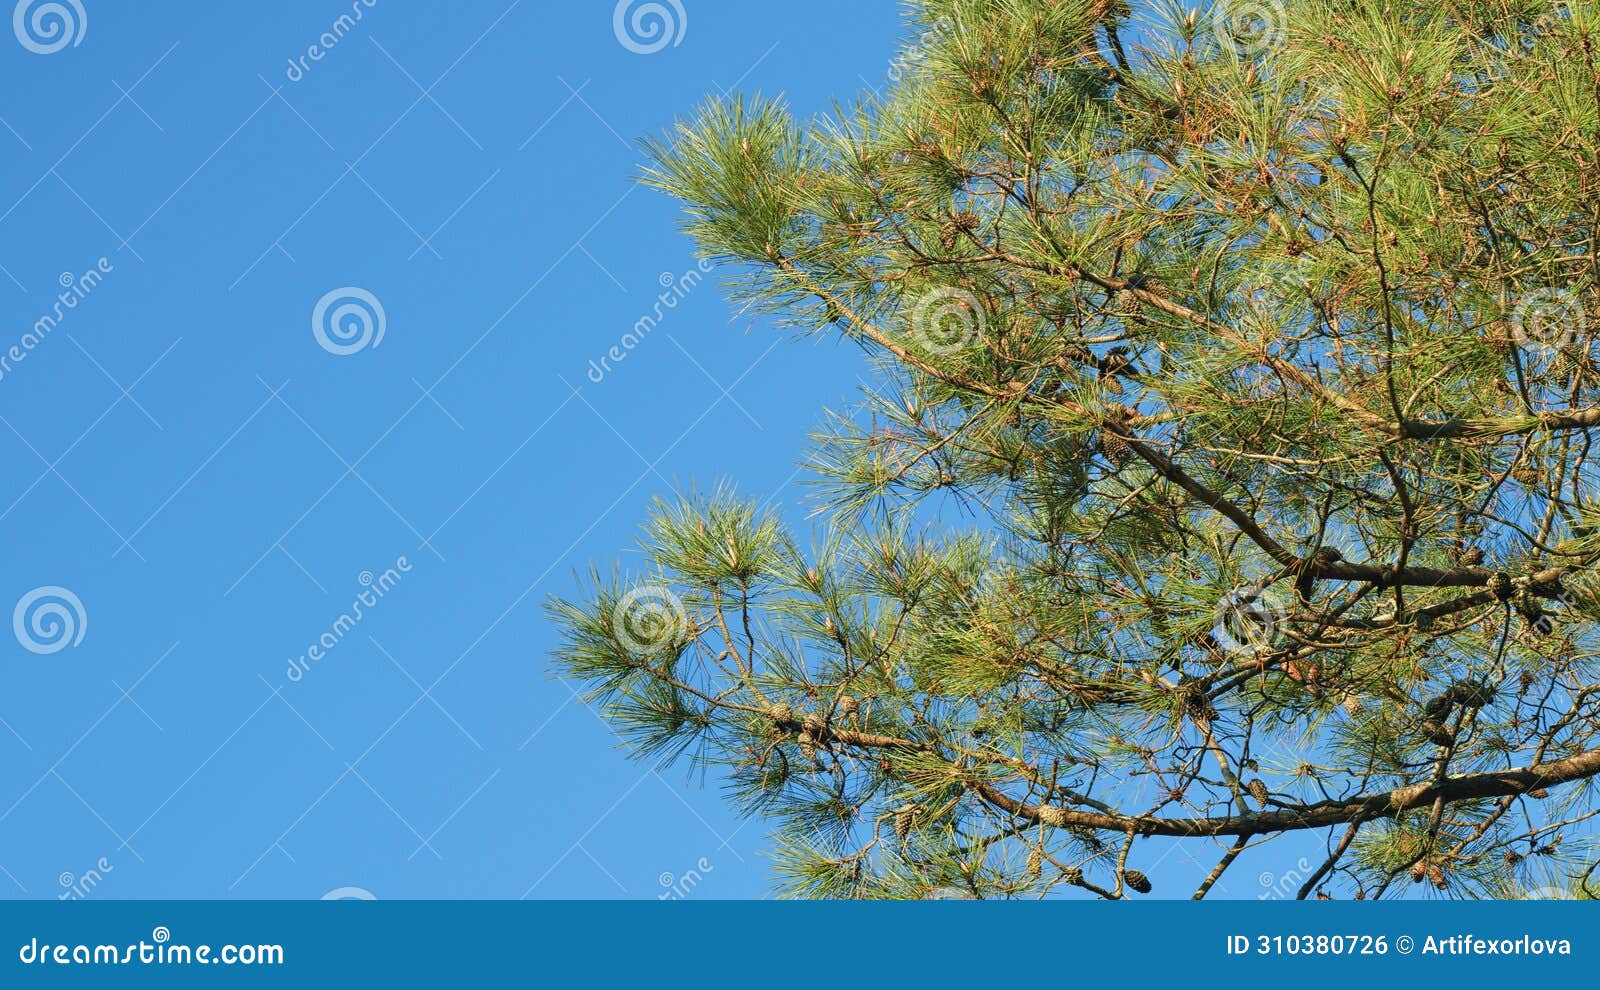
[0,1,1322,901]
[0,0,902,901]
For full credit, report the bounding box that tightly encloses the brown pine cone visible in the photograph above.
[1246,779,1270,808]
[1123,869,1152,894]
[893,805,918,842]
[1100,431,1131,466]
[1487,572,1515,602]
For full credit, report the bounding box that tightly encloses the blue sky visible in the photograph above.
[0,0,910,901]
[0,0,1328,902]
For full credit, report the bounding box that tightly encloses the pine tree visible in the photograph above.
[550,0,1600,899]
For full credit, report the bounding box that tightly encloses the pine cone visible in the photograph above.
[798,731,819,760]
[1420,717,1455,747]
[1427,863,1448,890]
[1025,849,1043,879]
[1487,572,1515,602]
[1247,779,1270,808]
[1062,866,1084,885]
[837,695,859,719]
[1100,431,1131,466]
[767,702,794,726]
[1183,687,1219,725]
[1444,680,1495,710]
[1409,861,1428,883]
[1123,869,1152,894]
[894,805,918,842]
[1458,547,1485,567]
[1515,592,1549,635]
[1101,346,1133,394]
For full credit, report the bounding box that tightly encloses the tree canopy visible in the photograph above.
[550,0,1600,899]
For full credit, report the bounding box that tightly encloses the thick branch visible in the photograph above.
[978,746,1600,838]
